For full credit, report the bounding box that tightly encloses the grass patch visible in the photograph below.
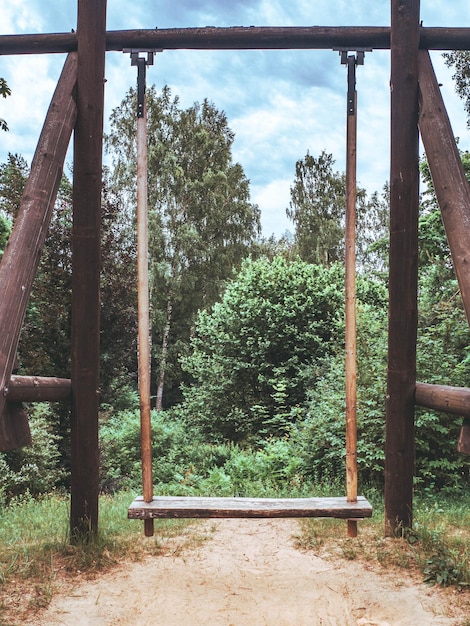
[0,487,468,625]
[297,490,470,589]
[0,491,195,625]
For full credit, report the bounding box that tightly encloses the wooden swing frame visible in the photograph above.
[1,0,469,541]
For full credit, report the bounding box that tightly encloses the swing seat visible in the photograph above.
[128,495,373,520]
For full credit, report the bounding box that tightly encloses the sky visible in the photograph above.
[1,1,470,237]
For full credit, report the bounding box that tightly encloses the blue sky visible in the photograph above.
[1,1,470,236]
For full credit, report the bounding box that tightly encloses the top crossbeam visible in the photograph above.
[1,26,470,55]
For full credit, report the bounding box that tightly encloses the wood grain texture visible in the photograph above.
[70,0,106,541]
[2,27,470,55]
[415,382,470,417]
[418,49,470,327]
[6,376,71,402]
[128,496,373,520]
[385,0,420,536]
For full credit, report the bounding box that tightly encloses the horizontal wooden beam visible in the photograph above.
[1,27,470,56]
[5,375,71,402]
[415,382,470,417]
[128,495,373,520]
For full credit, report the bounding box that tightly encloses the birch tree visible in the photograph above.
[106,86,260,409]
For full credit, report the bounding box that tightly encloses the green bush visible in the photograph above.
[181,258,347,442]
[99,408,234,493]
[294,303,387,488]
[99,407,315,498]
[0,404,65,503]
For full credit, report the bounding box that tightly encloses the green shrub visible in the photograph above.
[100,407,315,497]
[99,408,234,493]
[0,404,65,503]
[296,303,387,488]
[180,258,346,442]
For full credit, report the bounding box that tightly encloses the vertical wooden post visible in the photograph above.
[71,0,107,542]
[345,84,358,539]
[385,0,420,536]
[135,56,154,538]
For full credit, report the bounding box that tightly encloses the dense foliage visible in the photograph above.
[1,77,469,506]
[181,257,345,441]
[106,86,261,407]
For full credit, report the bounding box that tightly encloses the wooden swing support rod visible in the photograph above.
[134,50,155,538]
[343,50,361,539]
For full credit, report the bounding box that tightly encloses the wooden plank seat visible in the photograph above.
[128,495,373,520]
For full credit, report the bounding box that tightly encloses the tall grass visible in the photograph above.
[0,491,193,625]
[297,490,470,589]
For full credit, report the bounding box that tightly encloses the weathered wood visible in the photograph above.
[385,0,420,536]
[135,61,154,538]
[415,382,470,417]
[458,418,470,455]
[345,84,358,539]
[418,50,470,327]
[0,404,31,448]
[0,52,77,451]
[1,27,470,56]
[416,383,470,455]
[420,28,470,50]
[6,375,71,402]
[128,496,373,520]
[70,0,106,542]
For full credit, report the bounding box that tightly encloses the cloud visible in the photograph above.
[2,0,470,239]
[251,178,293,236]
[1,54,64,160]
[2,0,43,32]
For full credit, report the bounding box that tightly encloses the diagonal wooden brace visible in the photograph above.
[0,52,77,450]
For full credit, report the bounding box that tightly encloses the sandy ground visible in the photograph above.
[26,518,467,626]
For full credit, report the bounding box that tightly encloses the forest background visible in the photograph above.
[0,51,469,519]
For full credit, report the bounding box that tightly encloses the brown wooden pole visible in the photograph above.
[0,52,77,451]
[345,60,358,539]
[70,0,107,542]
[134,55,154,538]
[3,27,470,56]
[6,375,71,402]
[385,0,420,537]
[418,50,470,326]
[458,419,470,455]
[0,27,389,55]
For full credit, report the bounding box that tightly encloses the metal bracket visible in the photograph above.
[335,48,371,116]
[124,49,162,118]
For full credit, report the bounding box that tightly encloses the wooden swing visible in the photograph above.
[128,49,373,537]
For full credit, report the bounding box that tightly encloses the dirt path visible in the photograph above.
[27,519,465,625]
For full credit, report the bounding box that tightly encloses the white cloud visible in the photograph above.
[251,179,293,237]
[2,0,43,33]
[1,54,62,161]
[1,0,470,239]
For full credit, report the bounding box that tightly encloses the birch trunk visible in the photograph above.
[155,286,173,411]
